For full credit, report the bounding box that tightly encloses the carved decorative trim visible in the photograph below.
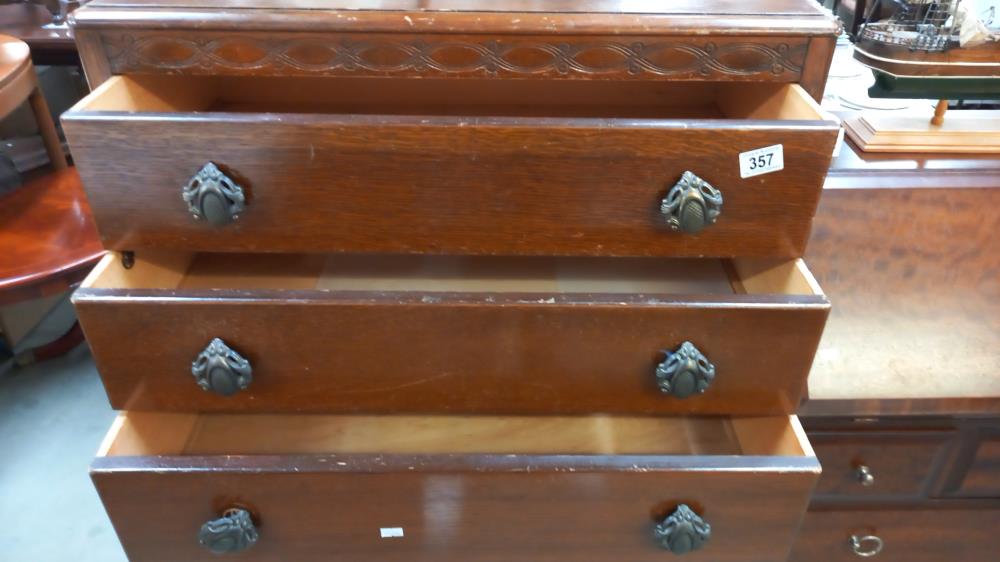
[102,32,806,79]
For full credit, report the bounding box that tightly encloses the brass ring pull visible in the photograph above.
[850,534,884,557]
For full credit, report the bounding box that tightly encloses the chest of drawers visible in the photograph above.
[64,1,841,560]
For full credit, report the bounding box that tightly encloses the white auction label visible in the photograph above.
[738,144,784,178]
[380,528,405,539]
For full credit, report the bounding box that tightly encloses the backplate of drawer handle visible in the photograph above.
[191,338,253,396]
[199,507,258,554]
[656,341,715,399]
[655,504,711,554]
[183,162,246,226]
[660,171,723,234]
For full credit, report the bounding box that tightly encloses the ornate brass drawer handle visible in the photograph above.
[191,338,253,397]
[182,162,246,226]
[655,341,715,399]
[850,534,884,557]
[660,171,723,234]
[654,504,711,554]
[198,507,258,554]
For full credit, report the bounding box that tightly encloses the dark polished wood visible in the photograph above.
[0,168,104,306]
[803,138,1000,418]
[792,137,1000,557]
[789,509,1000,562]
[941,428,1000,499]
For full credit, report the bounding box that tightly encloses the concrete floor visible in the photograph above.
[0,347,128,562]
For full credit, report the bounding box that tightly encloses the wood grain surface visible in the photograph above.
[73,252,828,415]
[62,76,837,257]
[70,0,838,96]
[803,183,1000,416]
[91,411,819,562]
[0,168,104,306]
[789,509,1000,562]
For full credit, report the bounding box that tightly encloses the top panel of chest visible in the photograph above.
[73,0,839,88]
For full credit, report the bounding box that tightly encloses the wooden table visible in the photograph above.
[808,134,1000,416]
[0,167,103,307]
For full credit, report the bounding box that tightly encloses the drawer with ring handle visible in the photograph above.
[791,510,1000,562]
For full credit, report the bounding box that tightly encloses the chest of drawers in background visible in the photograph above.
[791,143,1000,561]
[62,1,842,560]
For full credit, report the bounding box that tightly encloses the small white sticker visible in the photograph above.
[380,527,405,539]
[739,144,784,178]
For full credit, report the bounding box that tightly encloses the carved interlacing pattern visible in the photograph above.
[102,33,805,78]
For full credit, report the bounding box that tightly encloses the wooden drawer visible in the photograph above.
[93,412,819,562]
[942,429,1000,498]
[810,432,953,499]
[62,74,839,258]
[73,252,829,415]
[789,510,1000,562]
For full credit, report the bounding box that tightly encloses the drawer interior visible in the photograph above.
[83,252,824,297]
[98,412,812,458]
[73,74,826,121]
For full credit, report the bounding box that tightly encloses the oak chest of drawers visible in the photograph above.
[64,1,842,560]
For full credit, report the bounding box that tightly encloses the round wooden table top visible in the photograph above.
[0,34,31,90]
[0,168,105,306]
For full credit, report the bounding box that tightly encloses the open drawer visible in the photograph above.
[62,75,839,258]
[93,412,819,562]
[73,252,829,415]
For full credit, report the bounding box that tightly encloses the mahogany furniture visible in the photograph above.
[0,33,67,169]
[789,139,1000,561]
[0,167,102,362]
[0,168,102,306]
[63,1,847,560]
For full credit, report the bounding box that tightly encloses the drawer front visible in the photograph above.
[789,510,1000,562]
[63,77,838,258]
[92,413,820,562]
[810,432,953,499]
[943,430,1000,498]
[73,254,829,415]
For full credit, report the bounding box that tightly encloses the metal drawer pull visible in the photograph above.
[191,338,253,397]
[660,171,723,234]
[856,465,875,487]
[198,507,258,554]
[850,534,884,557]
[656,341,715,399]
[654,504,711,554]
[183,162,246,226]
